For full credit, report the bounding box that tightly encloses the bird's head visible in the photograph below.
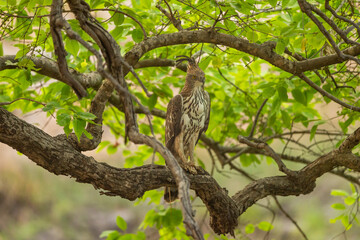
[176,56,205,86]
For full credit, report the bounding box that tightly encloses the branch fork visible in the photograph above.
[238,136,298,178]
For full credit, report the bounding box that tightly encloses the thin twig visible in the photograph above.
[0,97,46,106]
[248,98,268,138]
[91,8,147,39]
[325,0,360,39]
[156,0,183,31]
[273,196,309,240]
[297,72,360,112]
[238,136,297,177]
[217,68,257,108]
[298,0,360,64]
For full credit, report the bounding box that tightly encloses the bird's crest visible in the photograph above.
[175,55,203,75]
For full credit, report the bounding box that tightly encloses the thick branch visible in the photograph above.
[125,30,360,75]
[124,30,360,112]
[66,0,202,238]
[0,107,236,236]
[1,108,360,235]
[0,55,103,88]
[49,0,87,98]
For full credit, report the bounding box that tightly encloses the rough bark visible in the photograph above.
[1,107,360,235]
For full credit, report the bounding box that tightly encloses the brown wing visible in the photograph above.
[165,95,183,151]
[196,91,210,145]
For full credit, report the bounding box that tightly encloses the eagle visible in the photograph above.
[164,56,211,202]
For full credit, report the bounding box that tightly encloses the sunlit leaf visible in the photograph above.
[73,117,86,141]
[331,203,346,210]
[116,216,127,231]
[245,223,255,234]
[258,221,274,231]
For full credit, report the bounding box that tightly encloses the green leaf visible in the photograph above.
[64,125,72,137]
[113,12,125,25]
[65,38,80,56]
[199,57,211,70]
[341,215,352,230]
[116,216,127,231]
[212,57,222,68]
[281,110,291,128]
[42,101,60,112]
[18,58,39,70]
[148,94,157,110]
[310,124,317,141]
[275,39,286,54]
[277,86,288,101]
[83,130,93,140]
[269,0,277,7]
[331,203,346,210]
[76,111,97,121]
[258,221,274,231]
[136,190,163,206]
[131,29,144,43]
[246,31,258,43]
[97,140,111,152]
[0,95,11,103]
[73,117,86,141]
[107,144,118,155]
[291,89,307,106]
[61,85,71,99]
[331,189,349,197]
[163,208,183,228]
[106,231,122,240]
[99,230,118,238]
[282,0,290,8]
[262,87,276,99]
[57,113,71,127]
[344,196,356,206]
[245,223,255,234]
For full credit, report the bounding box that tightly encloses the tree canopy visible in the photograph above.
[0,0,360,239]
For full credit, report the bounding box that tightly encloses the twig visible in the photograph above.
[156,0,183,31]
[298,0,360,64]
[324,67,356,93]
[297,72,360,112]
[91,8,147,39]
[50,0,87,98]
[223,147,249,165]
[238,136,297,177]
[284,48,325,82]
[248,98,268,138]
[0,97,46,106]
[228,161,256,181]
[59,19,150,115]
[310,1,360,47]
[217,68,257,108]
[273,196,309,240]
[325,0,360,38]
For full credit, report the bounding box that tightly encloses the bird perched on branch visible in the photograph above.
[164,56,210,202]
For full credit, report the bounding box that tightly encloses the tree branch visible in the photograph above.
[156,0,183,31]
[1,107,360,235]
[124,30,360,112]
[66,0,201,238]
[49,0,87,98]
